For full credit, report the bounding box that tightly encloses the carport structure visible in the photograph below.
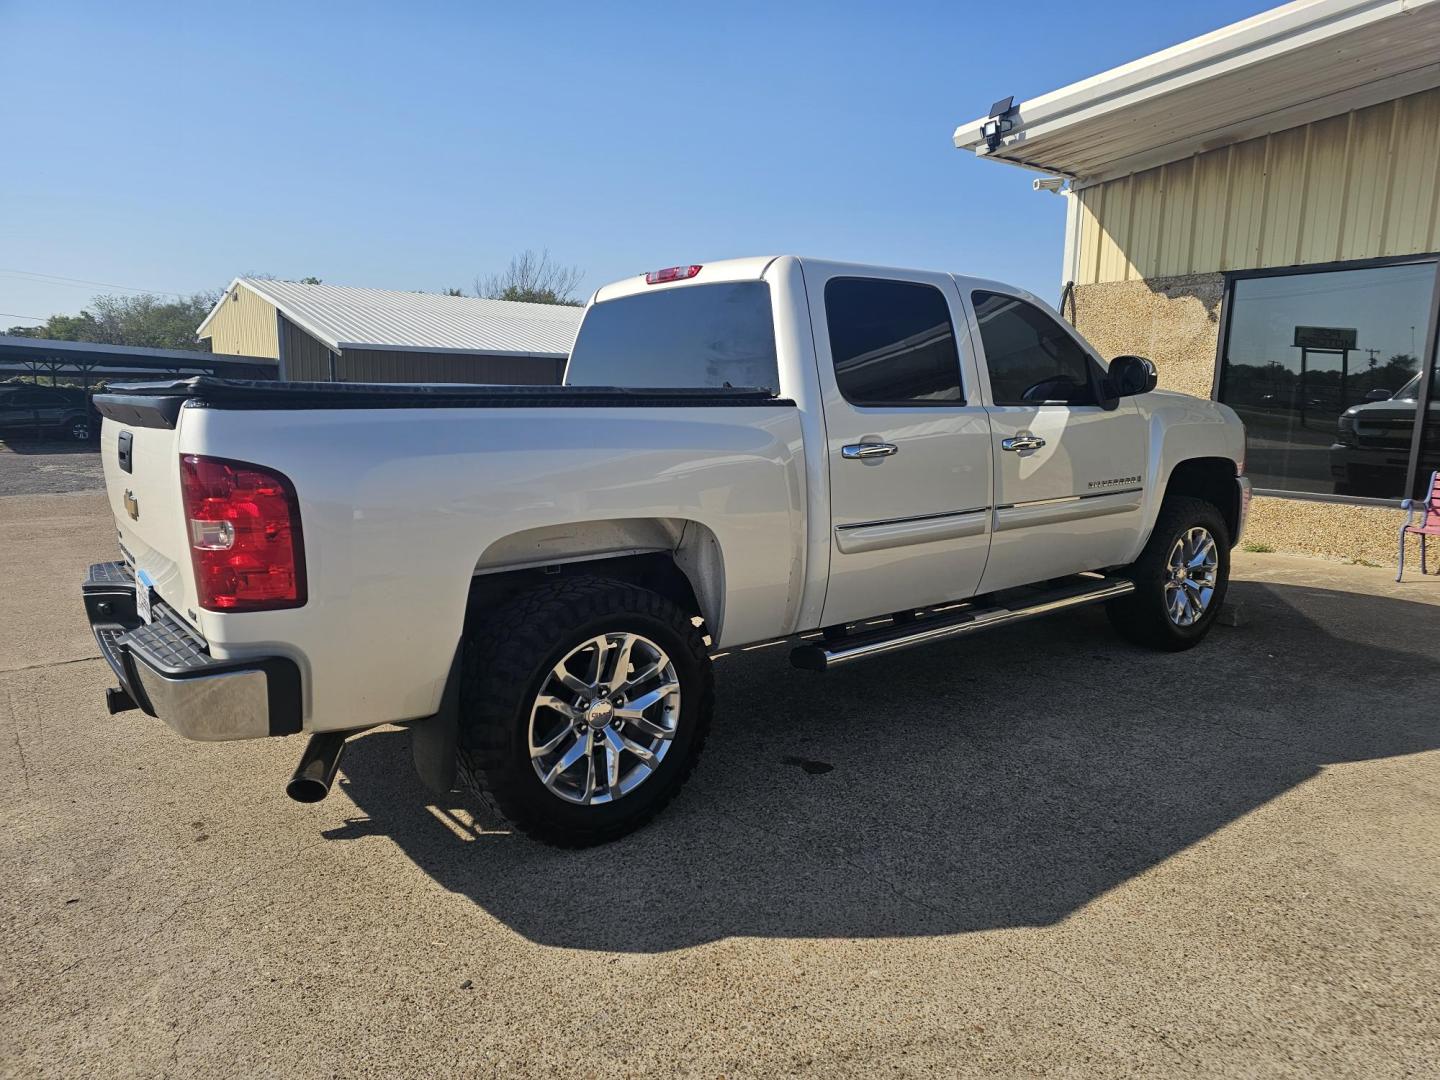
[0,334,276,387]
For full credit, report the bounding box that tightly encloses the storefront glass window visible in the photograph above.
[1217,261,1438,500]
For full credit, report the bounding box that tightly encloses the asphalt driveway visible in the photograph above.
[0,438,103,496]
[2,489,1437,1078]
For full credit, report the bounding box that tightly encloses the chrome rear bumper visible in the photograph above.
[82,561,302,741]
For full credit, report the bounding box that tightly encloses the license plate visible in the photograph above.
[135,569,154,625]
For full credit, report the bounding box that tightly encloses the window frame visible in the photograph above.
[1212,251,1440,508]
[969,288,1107,409]
[822,276,969,409]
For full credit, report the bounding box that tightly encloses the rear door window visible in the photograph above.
[824,278,964,406]
[566,282,779,391]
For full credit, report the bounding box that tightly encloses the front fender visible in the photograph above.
[1126,393,1246,563]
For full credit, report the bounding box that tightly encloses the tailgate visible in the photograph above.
[97,401,196,622]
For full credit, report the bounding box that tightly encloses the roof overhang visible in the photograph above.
[953,0,1440,187]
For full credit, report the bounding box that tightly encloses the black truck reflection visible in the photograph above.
[1330,370,1440,498]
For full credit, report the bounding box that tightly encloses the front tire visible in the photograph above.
[1107,496,1230,651]
[457,577,713,848]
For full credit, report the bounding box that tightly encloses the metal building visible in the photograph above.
[955,0,1440,565]
[197,278,583,384]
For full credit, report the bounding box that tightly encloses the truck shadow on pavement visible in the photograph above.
[0,438,98,454]
[332,579,1440,952]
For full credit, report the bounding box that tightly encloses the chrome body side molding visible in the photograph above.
[994,489,1143,533]
[834,507,989,555]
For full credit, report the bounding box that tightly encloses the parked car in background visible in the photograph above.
[0,383,97,442]
[1331,369,1440,497]
[82,256,1249,848]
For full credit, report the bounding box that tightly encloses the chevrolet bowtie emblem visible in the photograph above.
[123,489,140,521]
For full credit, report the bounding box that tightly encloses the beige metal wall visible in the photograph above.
[1073,86,1440,285]
[203,285,280,358]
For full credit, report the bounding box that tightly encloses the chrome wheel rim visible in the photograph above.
[1165,526,1218,627]
[528,631,680,805]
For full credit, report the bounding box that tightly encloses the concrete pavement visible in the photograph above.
[1,489,1437,1078]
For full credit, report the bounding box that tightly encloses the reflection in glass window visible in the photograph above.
[972,291,1097,406]
[1217,262,1438,500]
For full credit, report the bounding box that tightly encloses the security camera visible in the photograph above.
[1032,176,1067,193]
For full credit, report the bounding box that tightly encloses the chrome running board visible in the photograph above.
[789,576,1135,672]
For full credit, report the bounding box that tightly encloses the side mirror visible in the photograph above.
[1109,355,1158,397]
[1364,388,1393,402]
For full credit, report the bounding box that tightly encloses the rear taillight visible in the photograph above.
[644,264,702,284]
[179,454,305,611]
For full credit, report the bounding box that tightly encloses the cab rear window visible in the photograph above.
[566,282,779,391]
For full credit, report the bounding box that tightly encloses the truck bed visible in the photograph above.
[94,377,791,428]
[91,373,807,732]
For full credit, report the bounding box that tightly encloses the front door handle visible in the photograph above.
[841,442,898,460]
[1001,434,1047,452]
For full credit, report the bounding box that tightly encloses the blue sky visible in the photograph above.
[1,0,1275,326]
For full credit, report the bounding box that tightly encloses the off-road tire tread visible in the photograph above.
[456,576,712,848]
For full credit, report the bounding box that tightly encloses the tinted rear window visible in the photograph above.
[566,282,779,391]
[824,278,963,406]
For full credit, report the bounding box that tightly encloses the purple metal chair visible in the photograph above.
[1397,470,1440,582]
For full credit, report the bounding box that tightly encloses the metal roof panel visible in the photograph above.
[199,279,583,358]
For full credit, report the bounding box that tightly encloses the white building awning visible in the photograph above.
[953,0,1440,187]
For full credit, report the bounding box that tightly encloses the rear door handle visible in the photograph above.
[1001,434,1046,452]
[841,442,898,460]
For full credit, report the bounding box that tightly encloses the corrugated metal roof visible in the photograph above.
[954,0,1440,185]
[197,278,583,358]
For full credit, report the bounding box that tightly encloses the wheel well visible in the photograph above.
[1164,457,1240,542]
[465,552,709,637]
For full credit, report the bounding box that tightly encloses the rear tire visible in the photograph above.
[456,576,713,848]
[59,415,90,442]
[1107,496,1230,651]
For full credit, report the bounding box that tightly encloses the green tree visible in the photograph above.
[477,249,584,306]
[8,291,220,351]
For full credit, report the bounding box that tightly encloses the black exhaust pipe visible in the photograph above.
[285,731,347,803]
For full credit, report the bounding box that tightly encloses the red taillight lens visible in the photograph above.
[179,454,305,611]
[644,264,702,284]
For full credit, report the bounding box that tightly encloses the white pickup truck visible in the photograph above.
[83,256,1249,846]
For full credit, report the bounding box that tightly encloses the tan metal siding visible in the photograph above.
[1073,85,1440,284]
[202,284,280,357]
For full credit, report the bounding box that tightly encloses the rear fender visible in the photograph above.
[470,517,725,639]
